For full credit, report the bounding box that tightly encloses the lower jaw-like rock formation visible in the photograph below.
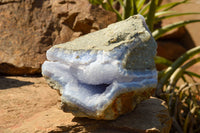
[42,15,157,120]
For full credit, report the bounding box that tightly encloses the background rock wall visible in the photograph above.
[0,0,116,75]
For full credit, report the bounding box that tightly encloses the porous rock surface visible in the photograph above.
[42,15,158,120]
[0,0,116,75]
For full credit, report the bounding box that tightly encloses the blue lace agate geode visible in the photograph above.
[42,15,157,120]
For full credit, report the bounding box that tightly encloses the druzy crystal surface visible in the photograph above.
[42,15,157,120]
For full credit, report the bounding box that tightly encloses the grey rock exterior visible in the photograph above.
[42,15,157,120]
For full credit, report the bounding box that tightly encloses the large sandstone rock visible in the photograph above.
[0,0,116,75]
[42,15,157,120]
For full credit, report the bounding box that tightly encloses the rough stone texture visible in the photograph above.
[0,0,116,75]
[0,76,171,133]
[42,15,157,120]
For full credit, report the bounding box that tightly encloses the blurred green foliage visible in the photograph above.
[156,46,200,133]
[89,0,200,39]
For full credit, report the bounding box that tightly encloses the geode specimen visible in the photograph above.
[42,15,157,120]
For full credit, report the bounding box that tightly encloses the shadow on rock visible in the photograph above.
[0,76,34,89]
[48,98,172,133]
[50,116,126,133]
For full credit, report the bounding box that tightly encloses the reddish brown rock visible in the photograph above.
[157,41,187,61]
[159,27,195,50]
[156,40,187,70]
[0,0,116,75]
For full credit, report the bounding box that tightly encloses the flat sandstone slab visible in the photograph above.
[42,15,157,120]
[0,77,171,132]
[2,95,171,133]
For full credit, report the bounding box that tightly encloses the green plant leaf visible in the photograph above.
[154,11,174,23]
[184,71,198,84]
[184,112,190,133]
[156,46,200,96]
[123,0,137,19]
[152,19,200,40]
[158,70,165,79]
[155,12,200,23]
[133,0,138,15]
[102,3,111,10]
[154,56,173,66]
[182,57,200,69]
[106,0,123,21]
[166,57,200,93]
[181,75,187,83]
[138,1,151,16]
[157,0,189,11]
[136,0,146,12]
[185,71,200,79]
[155,11,175,17]
[146,0,159,31]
